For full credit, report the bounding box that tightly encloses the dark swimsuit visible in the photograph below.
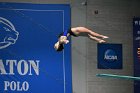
[68,28,78,37]
[56,28,77,51]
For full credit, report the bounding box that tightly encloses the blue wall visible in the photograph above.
[0,2,72,93]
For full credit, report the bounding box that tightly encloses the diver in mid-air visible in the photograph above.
[54,27,109,51]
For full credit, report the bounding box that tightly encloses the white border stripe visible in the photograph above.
[0,8,64,12]
[62,11,66,93]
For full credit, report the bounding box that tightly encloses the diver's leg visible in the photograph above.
[72,27,109,39]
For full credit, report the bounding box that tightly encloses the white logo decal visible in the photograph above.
[0,17,19,49]
[104,49,118,62]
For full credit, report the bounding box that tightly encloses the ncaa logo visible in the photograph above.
[104,49,118,62]
[0,17,19,49]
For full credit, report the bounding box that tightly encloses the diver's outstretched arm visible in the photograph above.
[88,34,106,43]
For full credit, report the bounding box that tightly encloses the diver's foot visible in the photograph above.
[102,36,109,39]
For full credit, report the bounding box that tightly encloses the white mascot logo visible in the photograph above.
[0,17,19,49]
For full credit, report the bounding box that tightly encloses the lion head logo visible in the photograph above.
[0,17,19,49]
